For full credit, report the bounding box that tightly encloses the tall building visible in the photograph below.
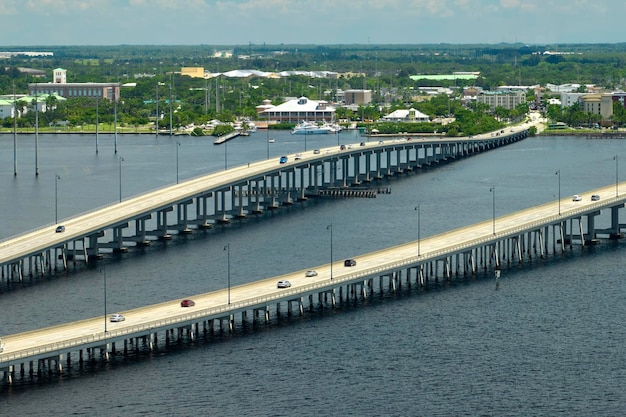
[476,91,526,110]
[344,89,372,105]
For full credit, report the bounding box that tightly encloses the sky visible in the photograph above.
[2,0,626,46]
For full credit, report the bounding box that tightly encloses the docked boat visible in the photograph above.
[291,121,334,135]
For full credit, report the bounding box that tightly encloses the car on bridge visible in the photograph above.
[344,259,357,267]
[572,195,582,202]
[110,314,125,322]
[279,156,288,164]
[277,280,291,288]
[591,194,601,201]
[180,299,195,307]
[305,270,318,277]
[55,225,65,233]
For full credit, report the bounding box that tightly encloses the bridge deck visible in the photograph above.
[0,182,623,369]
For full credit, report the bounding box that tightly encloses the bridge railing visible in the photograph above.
[2,187,621,365]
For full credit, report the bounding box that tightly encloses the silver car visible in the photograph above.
[277,280,291,288]
[109,314,125,322]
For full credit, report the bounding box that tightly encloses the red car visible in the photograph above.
[180,299,195,307]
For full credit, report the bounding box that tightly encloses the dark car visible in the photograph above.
[180,299,195,307]
[344,259,357,267]
[591,194,600,201]
[340,145,346,150]
[279,156,288,164]
[55,225,65,233]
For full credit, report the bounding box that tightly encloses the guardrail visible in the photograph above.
[2,182,618,366]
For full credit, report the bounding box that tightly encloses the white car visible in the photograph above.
[277,280,291,288]
[110,314,125,322]
[305,270,318,277]
[572,195,582,202]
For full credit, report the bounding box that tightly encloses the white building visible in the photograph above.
[260,96,336,123]
[382,108,430,122]
[560,93,586,108]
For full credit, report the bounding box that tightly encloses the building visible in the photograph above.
[28,68,121,101]
[260,96,335,123]
[578,92,626,121]
[0,93,65,119]
[382,108,430,122]
[181,67,205,78]
[476,90,526,110]
[344,89,372,106]
[560,92,587,108]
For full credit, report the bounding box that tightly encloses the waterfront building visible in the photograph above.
[578,92,626,121]
[382,108,430,122]
[259,96,335,123]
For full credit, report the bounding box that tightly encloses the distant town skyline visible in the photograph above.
[2,0,625,46]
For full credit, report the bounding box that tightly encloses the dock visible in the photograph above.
[213,131,241,145]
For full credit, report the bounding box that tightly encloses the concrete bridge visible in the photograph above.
[1,179,624,384]
[0,126,529,282]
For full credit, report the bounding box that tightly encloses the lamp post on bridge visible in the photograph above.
[414,205,421,257]
[489,186,496,235]
[55,173,61,224]
[119,156,124,202]
[614,155,619,197]
[327,224,333,280]
[266,125,270,160]
[103,265,108,334]
[176,141,181,184]
[224,243,231,305]
[555,169,561,215]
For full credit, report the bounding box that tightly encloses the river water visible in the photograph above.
[1,130,626,416]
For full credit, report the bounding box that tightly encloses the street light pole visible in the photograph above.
[224,244,231,305]
[614,155,619,197]
[155,83,159,138]
[555,169,561,215]
[119,156,124,202]
[414,205,421,257]
[224,140,228,170]
[266,126,270,160]
[169,74,173,137]
[490,186,496,235]
[176,141,180,184]
[55,173,60,224]
[103,265,107,333]
[327,224,333,280]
